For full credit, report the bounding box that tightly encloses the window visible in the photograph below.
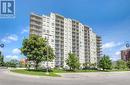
[52,23,54,26]
[47,30,49,33]
[51,39,54,42]
[43,29,45,32]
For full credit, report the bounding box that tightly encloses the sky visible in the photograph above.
[0,0,130,61]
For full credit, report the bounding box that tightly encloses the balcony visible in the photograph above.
[30,22,42,27]
[31,16,42,22]
[30,28,42,33]
[55,14,64,20]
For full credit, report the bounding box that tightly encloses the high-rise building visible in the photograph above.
[29,13,102,68]
[96,36,102,63]
[121,49,130,61]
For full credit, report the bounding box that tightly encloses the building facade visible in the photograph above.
[30,13,102,68]
[121,49,130,61]
[96,36,102,63]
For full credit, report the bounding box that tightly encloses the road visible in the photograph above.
[0,69,130,85]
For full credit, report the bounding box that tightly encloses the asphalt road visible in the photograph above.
[0,69,130,85]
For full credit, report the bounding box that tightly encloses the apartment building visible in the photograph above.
[96,36,102,63]
[121,49,130,61]
[89,30,97,64]
[30,13,102,68]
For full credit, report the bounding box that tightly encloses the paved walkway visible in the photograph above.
[0,69,130,85]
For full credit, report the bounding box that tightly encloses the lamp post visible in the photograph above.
[44,33,53,74]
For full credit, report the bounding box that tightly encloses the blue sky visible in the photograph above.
[0,0,130,61]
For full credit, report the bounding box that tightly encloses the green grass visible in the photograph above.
[52,69,99,73]
[76,70,99,72]
[53,69,130,73]
[103,69,130,72]
[11,69,130,77]
[11,69,99,77]
[11,69,60,77]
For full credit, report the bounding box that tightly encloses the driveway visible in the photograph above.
[0,69,130,85]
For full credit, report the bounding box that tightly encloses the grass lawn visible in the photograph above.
[11,69,130,77]
[53,69,99,73]
[11,69,60,77]
[103,69,130,72]
[53,68,130,73]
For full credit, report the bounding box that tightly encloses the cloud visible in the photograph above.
[102,41,122,49]
[21,27,29,34]
[5,55,19,60]
[119,46,128,50]
[0,48,3,52]
[7,35,18,41]
[115,51,120,56]
[102,41,123,61]
[21,29,29,34]
[1,38,10,43]
[12,48,21,55]
[1,34,18,43]
[111,56,121,61]
[110,51,121,61]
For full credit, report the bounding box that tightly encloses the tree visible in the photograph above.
[66,53,80,71]
[5,59,19,68]
[83,62,96,69]
[20,34,55,70]
[43,45,55,62]
[115,60,127,70]
[83,62,91,69]
[98,55,112,70]
[0,51,4,66]
[127,61,130,69]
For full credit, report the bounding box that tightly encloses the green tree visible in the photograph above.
[83,62,91,69]
[0,51,4,66]
[66,53,80,71]
[83,62,96,69]
[20,34,55,69]
[43,45,55,62]
[5,59,19,68]
[127,61,130,69]
[115,60,127,70]
[98,55,112,70]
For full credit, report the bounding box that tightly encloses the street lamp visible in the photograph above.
[44,33,53,74]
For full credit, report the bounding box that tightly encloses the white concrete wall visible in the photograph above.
[64,18,72,67]
[79,23,85,65]
[89,28,97,64]
[41,14,55,68]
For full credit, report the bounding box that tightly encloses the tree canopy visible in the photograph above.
[98,55,112,70]
[66,53,80,71]
[127,61,130,69]
[0,51,4,66]
[20,34,55,69]
[115,60,127,70]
